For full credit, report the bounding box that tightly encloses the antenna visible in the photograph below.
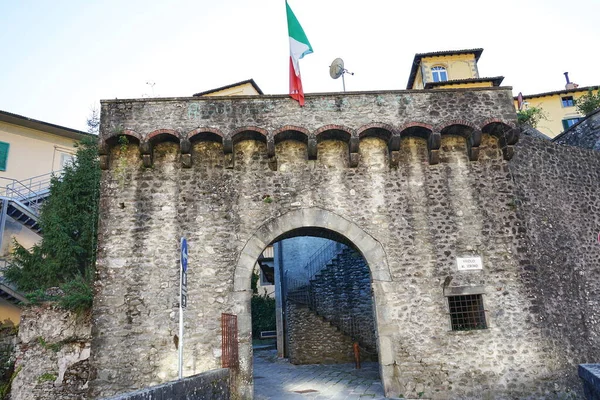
[329,58,354,92]
[146,81,156,96]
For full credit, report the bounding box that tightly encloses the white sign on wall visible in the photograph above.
[456,256,483,271]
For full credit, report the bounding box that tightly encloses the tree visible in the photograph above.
[517,106,547,128]
[86,105,100,135]
[574,89,600,116]
[6,136,100,311]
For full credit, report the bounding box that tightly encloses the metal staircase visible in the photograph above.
[285,243,377,353]
[0,171,56,237]
[0,172,58,306]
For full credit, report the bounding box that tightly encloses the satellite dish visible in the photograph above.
[329,58,344,79]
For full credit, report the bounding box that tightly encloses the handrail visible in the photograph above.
[303,240,346,280]
[0,171,61,212]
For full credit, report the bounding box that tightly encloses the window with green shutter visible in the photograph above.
[0,142,9,171]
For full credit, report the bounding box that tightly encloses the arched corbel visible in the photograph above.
[468,130,482,161]
[180,139,192,168]
[428,132,441,165]
[266,134,277,171]
[98,140,109,170]
[223,137,234,169]
[499,128,520,160]
[307,137,318,160]
[349,136,360,168]
[140,141,153,168]
[388,134,401,168]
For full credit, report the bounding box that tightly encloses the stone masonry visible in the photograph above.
[286,247,376,364]
[553,107,600,150]
[286,302,354,365]
[91,88,600,399]
[11,304,91,400]
[311,248,375,350]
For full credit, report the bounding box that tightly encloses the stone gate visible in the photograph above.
[91,88,600,399]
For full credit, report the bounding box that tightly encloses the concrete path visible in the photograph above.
[253,349,395,399]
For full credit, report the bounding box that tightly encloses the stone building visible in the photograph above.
[91,86,600,399]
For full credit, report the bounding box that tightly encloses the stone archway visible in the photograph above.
[232,207,393,399]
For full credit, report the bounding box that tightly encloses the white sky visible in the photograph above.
[1,0,599,132]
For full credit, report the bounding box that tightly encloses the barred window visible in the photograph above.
[448,294,487,331]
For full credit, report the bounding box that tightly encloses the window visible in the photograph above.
[561,96,574,107]
[431,66,448,83]
[60,153,75,168]
[562,117,582,130]
[258,262,275,285]
[448,294,487,331]
[0,142,9,171]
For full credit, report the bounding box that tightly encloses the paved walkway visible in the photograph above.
[253,349,394,399]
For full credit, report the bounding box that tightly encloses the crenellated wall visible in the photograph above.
[90,88,599,400]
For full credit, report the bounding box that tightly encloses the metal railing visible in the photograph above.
[303,240,346,280]
[284,243,377,351]
[0,171,59,212]
[221,313,239,369]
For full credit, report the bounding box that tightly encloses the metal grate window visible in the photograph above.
[448,294,487,331]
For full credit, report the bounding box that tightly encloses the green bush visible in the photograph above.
[517,106,547,128]
[6,136,100,312]
[575,89,600,116]
[251,294,276,338]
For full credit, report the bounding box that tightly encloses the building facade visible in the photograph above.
[0,110,90,323]
[514,85,600,138]
[90,86,600,399]
[406,48,503,90]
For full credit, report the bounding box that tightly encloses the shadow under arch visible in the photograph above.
[234,208,391,291]
[231,207,393,399]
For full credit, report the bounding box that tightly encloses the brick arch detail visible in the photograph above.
[356,123,396,139]
[230,126,269,141]
[186,127,225,141]
[146,129,180,142]
[397,122,434,134]
[480,118,516,131]
[436,119,477,133]
[313,124,354,138]
[273,125,311,137]
[104,129,142,142]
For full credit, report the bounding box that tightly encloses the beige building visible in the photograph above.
[406,48,503,90]
[514,82,600,138]
[0,110,90,323]
[193,78,263,97]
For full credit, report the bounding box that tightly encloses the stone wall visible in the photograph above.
[286,303,354,365]
[11,304,91,400]
[553,107,600,150]
[103,369,229,400]
[92,89,594,399]
[309,247,376,352]
[286,247,376,364]
[509,135,600,392]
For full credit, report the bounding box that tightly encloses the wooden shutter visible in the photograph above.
[0,142,9,171]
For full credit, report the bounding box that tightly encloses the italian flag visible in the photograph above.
[286,0,313,106]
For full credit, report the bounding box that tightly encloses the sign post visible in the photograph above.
[179,237,188,379]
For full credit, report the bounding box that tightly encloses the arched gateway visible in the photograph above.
[89,88,587,400]
[232,208,392,397]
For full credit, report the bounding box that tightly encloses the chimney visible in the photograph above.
[564,72,577,90]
